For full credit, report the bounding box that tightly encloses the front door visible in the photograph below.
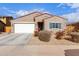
[37,22,44,30]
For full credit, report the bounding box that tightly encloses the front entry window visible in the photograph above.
[49,23,61,29]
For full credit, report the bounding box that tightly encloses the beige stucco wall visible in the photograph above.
[35,14,52,29]
[44,16,67,33]
[35,14,52,22]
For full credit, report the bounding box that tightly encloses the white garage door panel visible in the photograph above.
[14,24,35,33]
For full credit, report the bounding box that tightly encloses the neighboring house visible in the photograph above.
[0,16,13,32]
[11,12,67,33]
[0,20,6,32]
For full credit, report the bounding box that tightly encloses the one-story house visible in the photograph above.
[11,12,67,33]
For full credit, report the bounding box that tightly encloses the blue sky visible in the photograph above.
[0,3,79,23]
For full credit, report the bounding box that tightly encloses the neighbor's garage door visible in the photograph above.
[14,23,35,33]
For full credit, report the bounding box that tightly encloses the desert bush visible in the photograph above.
[34,31,39,36]
[55,31,64,40]
[64,34,72,40]
[70,34,79,43]
[65,32,79,43]
[38,31,51,42]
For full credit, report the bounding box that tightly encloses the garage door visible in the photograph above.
[14,23,35,33]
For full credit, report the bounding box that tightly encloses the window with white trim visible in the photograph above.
[49,23,61,29]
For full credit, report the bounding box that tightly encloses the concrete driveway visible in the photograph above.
[0,33,32,45]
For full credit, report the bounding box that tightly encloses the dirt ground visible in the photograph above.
[23,35,79,56]
[27,35,79,45]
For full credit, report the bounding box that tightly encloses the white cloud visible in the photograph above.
[30,8,51,13]
[57,3,79,8]
[6,10,29,18]
[14,8,51,17]
[57,3,64,7]
[60,3,79,23]
[62,11,79,23]
[0,7,51,18]
[1,7,16,13]
[66,3,79,8]
[62,8,79,22]
[15,10,29,17]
